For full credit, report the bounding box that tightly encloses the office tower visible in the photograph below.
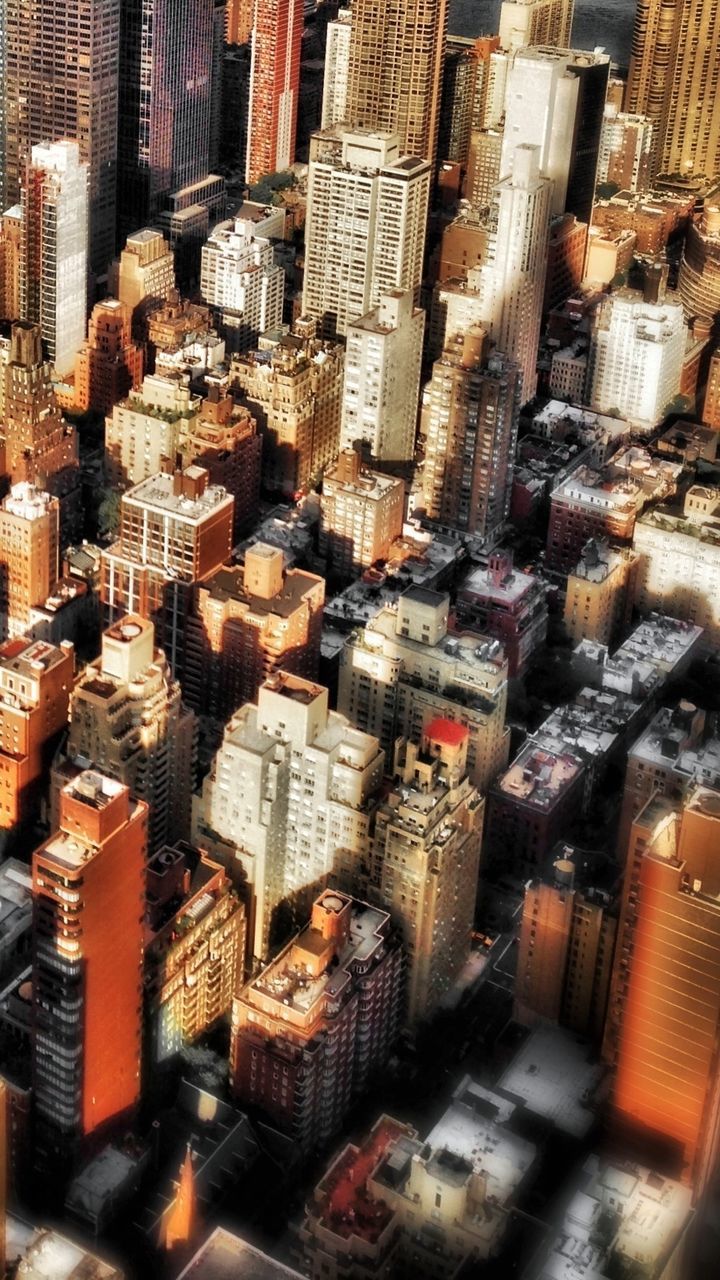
[478,146,552,404]
[230,889,402,1150]
[499,0,574,51]
[678,199,720,327]
[341,291,424,464]
[625,0,720,178]
[113,230,176,339]
[302,129,430,339]
[2,323,81,545]
[345,0,448,164]
[245,0,304,185]
[514,852,616,1042]
[457,552,548,678]
[605,789,720,1193]
[322,9,352,129]
[500,48,609,227]
[368,726,484,1025]
[73,300,143,415]
[194,672,385,963]
[563,540,639,648]
[1,0,119,278]
[598,107,654,193]
[587,290,686,429]
[53,616,196,854]
[199,215,284,353]
[633,485,720,650]
[184,544,325,720]
[439,36,487,169]
[0,637,73,842]
[101,465,234,679]
[145,843,245,1063]
[703,349,720,428]
[226,0,254,43]
[19,142,89,378]
[32,771,145,1169]
[117,0,220,238]
[0,206,22,321]
[420,330,520,544]
[339,586,509,793]
[0,486,59,640]
[319,451,405,583]
[465,128,503,207]
[231,329,344,496]
[105,372,202,489]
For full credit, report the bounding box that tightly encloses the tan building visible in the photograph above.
[74,299,143,416]
[182,384,262,540]
[341,290,424,465]
[52,616,196,854]
[0,485,60,639]
[338,586,509,793]
[145,842,245,1063]
[231,328,344,496]
[437,211,489,283]
[0,637,74,841]
[193,673,385,963]
[597,107,654,193]
[514,850,617,1043]
[355,723,484,1026]
[585,226,637,287]
[499,0,574,51]
[678,199,720,327]
[184,543,325,720]
[345,0,448,164]
[605,789,720,1195]
[319,451,405,584]
[231,890,402,1151]
[703,347,720,429]
[420,331,520,544]
[564,539,639,647]
[105,373,201,489]
[633,485,720,649]
[112,229,175,338]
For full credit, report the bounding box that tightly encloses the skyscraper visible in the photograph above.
[245,0,304,185]
[498,0,574,52]
[200,215,285,354]
[1,0,120,279]
[19,142,89,378]
[625,0,720,178]
[345,0,449,164]
[33,771,146,1169]
[117,0,221,239]
[302,129,430,338]
[73,299,144,415]
[341,290,424,464]
[321,9,353,130]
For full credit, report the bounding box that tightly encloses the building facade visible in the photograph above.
[245,0,304,185]
[319,451,405,584]
[341,291,424,465]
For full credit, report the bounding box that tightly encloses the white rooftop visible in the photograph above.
[498,1027,602,1139]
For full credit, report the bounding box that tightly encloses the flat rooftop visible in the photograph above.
[498,1027,603,1139]
[124,472,231,520]
[498,743,582,810]
[314,1118,410,1244]
[177,1227,304,1279]
[426,1077,536,1203]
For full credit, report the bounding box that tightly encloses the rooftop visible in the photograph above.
[124,471,232,521]
[424,1077,535,1204]
[498,743,582,810]
[498,1027,603,1139]
[177,1227,304,1279]
[200,562,321,618]
[313,1117,411,1244]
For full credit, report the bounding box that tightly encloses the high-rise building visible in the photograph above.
[341,291,424,464]
[117,0,221,239]
[321,9,352,130]
[703,347,720,429]
[625,0,720,179]
[0,486,59,640]
[231,327,344,496]
[678,199,720,328]
[73,300,144,416]
[302,129,430,339]
[193,672,385,963]
[2,323,82,545]
[32,771,146,1168]
[587,289,686,429]
[0,205,22,321]
[52,616,196,854]
[0,637,74,843]
[1,0,120,278]
[145,842,245,1063]
[113,229,176,340]
[544,213,588,314]
[226,0,254,43]
[597,106,655,193]
[498,0,574,51]
[438,36,497,170]
[101,465,234,679]
[514,850,617,1043]
[605,788,720,1194]
[105,373,202,489]
[182,381,262,539]
[184,543,325,720]
[476,146,552,404]
[230,889,402,1151]
[319,451,406,584]
[365,725,484,1025]
[19,142,89,378]
[563,540,639,648]
[420,330,520,544]
[345,0,448,165]
[500,47,609,227]
[339,585,509,792]
[245,0,303,185]
[199,215,285,354]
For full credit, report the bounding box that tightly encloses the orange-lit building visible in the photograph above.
[245,0,303,186]
[226,0,253,44]
[543,214,588,314]
[32,771,146,1170]
[0,484,60,638]
[0,637,73,838]
[184,383,262,539]
[605,788,720,1195]
[231,890,402,1152]
[184,543,324,720]
[74,299,143,415]
[703,348,720,429]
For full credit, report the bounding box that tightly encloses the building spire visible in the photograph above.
[160,1144,197,1254]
